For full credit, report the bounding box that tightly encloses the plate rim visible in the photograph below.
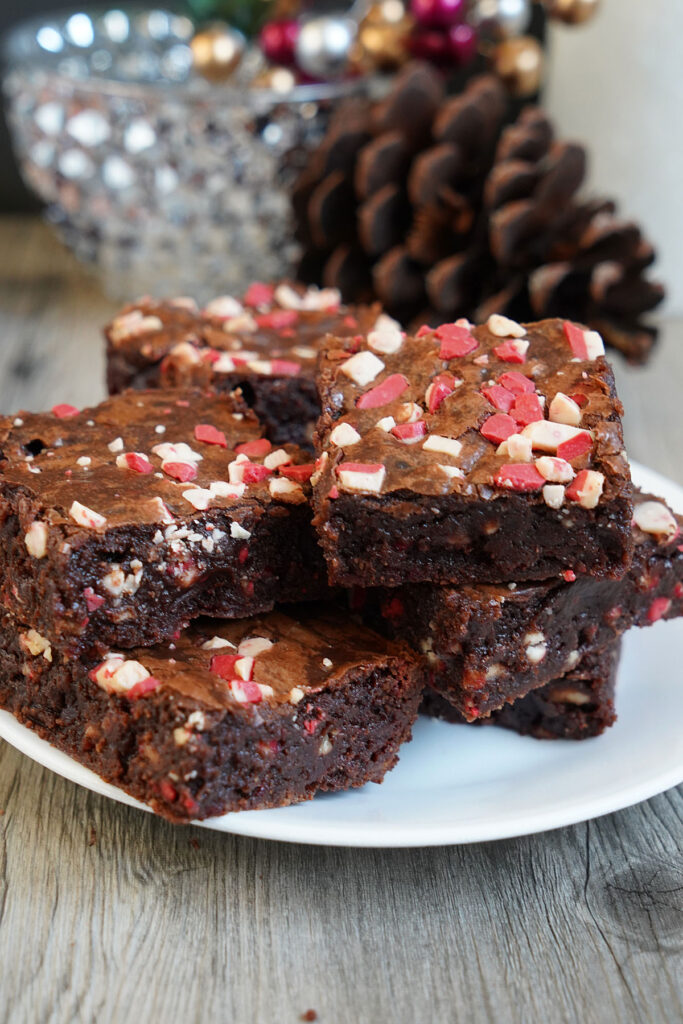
[0,458,681,847]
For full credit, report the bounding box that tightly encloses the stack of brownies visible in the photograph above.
[0,282,680,823]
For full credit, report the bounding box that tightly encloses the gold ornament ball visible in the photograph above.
[493,35,544,97]
[191,24,245,82]
[355,3,414,72]
[251,66,298,92]
[544,0,600,25]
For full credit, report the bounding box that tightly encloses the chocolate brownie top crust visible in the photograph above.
[316,315,630,511]
[0,388,316,533]
[105,282,379,385]
[86,607,416,714]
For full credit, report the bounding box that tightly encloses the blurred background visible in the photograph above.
[1,1,680,315]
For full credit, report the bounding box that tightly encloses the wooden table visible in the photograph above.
[0,217,681,1024]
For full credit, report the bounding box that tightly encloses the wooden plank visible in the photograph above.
[0,215,680,1024]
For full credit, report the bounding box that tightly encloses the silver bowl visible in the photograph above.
[3,6,375,301]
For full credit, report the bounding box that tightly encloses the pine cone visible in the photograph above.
[293,63,664,363]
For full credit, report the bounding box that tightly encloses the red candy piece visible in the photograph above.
[482,384,514,413]
[241,463,272,484]
[569,391,589,408]
[391,421,427,442]
[563,570,577,583]
[427,373,457,413]
[493,341,526,364]
[416,324,433,338]
[52,403,79,418]
[480,413,517,444]
[124,452,154,474]
[563,320,588,359]
[435,322,478,358]
[381,596,405,623]
[511,393,544,426]
[271,359,301,376]
[280,463,315,482]
[232,680,264,703]
[647,597,672,624]
[163,462,197,483]
[210,653,240,680]
[255,310,299,330]
[235,438,272,457]
[243,282,274,307]
[304,719,319,735]
[556,431,593,461]
[159,779,178,803]
[195,424,227,447]
[128,676,161,700]
[498,371,535,395]
[328,485,339,499]
[83,587,104,612]
[356,373,408,409]
[494,463,545,492]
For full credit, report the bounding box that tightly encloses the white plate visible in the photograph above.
[1,461,682,847]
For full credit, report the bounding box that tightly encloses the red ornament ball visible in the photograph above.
[448,22,478,64]
[408,27,450,62]
[410,0,467,29]
[259,19,300,67]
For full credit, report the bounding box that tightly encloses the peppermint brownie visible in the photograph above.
[422,641,620,741]
[313,316,633,586]
[0,607,421,823]
[359,490,682,719]
[0,389,327,657]
[105,282,379,446]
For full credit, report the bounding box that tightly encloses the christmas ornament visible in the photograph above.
[468,0,532,42]
[295,16,357,80]
[292,62,664,363]
[190,23,245,81]
[356,2,414,71]
[492,35,543,97]
[259,19,299,67]
[447,22,478,64]
[410,0,467,29]
[543,0,600,25]
[251,65,298,91]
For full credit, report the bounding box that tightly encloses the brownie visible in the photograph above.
[313,315,633,587]
[359,490,682,719]
[0,607,421,823]
[422,641,620,741]
[0,388,328,657]
[104,281,380,446]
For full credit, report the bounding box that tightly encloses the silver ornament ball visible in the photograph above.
[468,0,532,41]
[295,15,356,79]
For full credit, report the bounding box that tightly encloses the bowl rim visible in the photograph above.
[3,4,381,106]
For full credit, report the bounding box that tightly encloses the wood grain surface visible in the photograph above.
[0,217,681,1024]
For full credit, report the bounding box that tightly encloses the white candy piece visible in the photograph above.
[69,501,107,530]
[20,628,52,661]
[507,434,533,462]
[203,295,243,319]
[268,478,305,502]
[583,329,605,359]
[182,487,212,510]
[337,464,386,493]
[211,481,246,500]
[367,314,403,355]
[248,360,274,375]
[549,392,582,426]
[264,448,293,469]
[525,631,548,663]
[396,402,422,424]
[633,500,678,539]
[274,283,340,311]
[223,313,257,334]
[439,464,464,479]
[536,456,575,483]
[230,521,251,539]
[487,314,526,338]
[522,421,591,453]
[201,636,236,650]
[25,520,48,559]
[239,636,273,657]
[340,350,384,387]
[152,442,202,464]
[542,484,565,509]
[168,341,201,368]
[423,435,463,458]
[570,470,604,509]
[93,657,150,694]
[109,310,163,344]
[375,416,396,432]
[147,496,175,524]
[234,655,254,681]
[329,423,362,447]
[108,437,124,453]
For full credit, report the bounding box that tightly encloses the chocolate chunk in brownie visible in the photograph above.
[104,282,379,446]
[0,388,327,657]
[358,490,682,719]
[313,316,633,587]
[0,607,421,822]
[422,641,620,741]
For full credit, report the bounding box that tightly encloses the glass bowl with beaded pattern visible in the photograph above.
[3,6,375,301]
